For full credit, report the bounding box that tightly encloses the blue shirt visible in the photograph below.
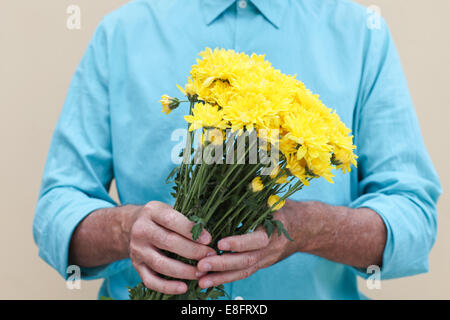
[33,0,442,300]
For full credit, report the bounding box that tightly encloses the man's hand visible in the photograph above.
[197,209,297,289]
[70,201,217,295]
[129,201,216,295]
[196,199,387,288]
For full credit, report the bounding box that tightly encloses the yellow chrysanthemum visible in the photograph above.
[267,195,285,211]
[270,165,289,184]
[250,177,264,192]
[200,128,225,146]
[177,47,357,183]
[285,155,309,185]
[160,94,180,115]
[184,103,226,131]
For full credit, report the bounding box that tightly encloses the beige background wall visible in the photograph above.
[0,0,448,299]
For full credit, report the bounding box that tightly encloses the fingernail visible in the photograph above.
[196,271,206,278]
[220,241,230,251]
[201,263,211,272]
[207,251,216,257]
[199,233,210,244]
[177,285,186,293]
[203,280,213,288]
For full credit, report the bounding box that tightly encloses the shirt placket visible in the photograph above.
[234,0,252,52]
[229,0,253,300]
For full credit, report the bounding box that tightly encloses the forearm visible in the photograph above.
[285,200,387,269]
[69,205,141,268]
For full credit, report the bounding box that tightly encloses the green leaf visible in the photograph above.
[263,219,274,238]
[128,283,152,300]
[215,284,231,299]
[188,215,204,223]
[179,147,195,158]
[191,222,204,241]
[188,290,198,300]
[273,220,294,241]
[206,286,227,300]
[166,167,179,184]
[99,296,114,300]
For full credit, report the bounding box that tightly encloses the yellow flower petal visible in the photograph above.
[250,177,264,192]
[296,145,307,160]
[176,84,186,96]
[267,195,285,211]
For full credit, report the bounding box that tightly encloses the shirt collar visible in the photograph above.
[251,0,286,28]
[201,0,287,28]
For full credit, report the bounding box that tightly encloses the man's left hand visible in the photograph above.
[196,207,298,289]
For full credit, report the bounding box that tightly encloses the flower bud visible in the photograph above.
[160,95,181,115]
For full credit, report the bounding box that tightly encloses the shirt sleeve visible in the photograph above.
[33,20,128,280]
[349,18,442,280]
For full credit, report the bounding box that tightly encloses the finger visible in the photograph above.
[218,229,269,252]
[148,202,212,244]
[197,251,260,272]
[136,263,188,295]
[198,267,258,289]
[148,222,216,260]
[144,246,205,280]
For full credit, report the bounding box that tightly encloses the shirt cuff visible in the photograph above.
[35,189,125,281]
[348,193,430,280]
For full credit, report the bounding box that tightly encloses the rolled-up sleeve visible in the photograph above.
[349,18,442,279]
[33,20,124,280]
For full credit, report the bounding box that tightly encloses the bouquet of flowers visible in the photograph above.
[128,48,357,300]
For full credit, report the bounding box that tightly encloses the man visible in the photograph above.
[34,0,441,299]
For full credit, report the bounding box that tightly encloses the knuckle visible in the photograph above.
[245,254,258,267]
[131,223,146,238]
[150,255,165,271]
[152,229,168,245]
[144,201,163,218]
[145,200,160,210]
[167,235,180,249]
[261,234,270,247]
[261,236,270,248]
[241,268,253,279]
[143,201,157,213]
[161,212,176,226]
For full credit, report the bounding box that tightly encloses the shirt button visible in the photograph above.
[238,0,247,9]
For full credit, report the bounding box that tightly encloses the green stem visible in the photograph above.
[248,179,307,231]
[202,137,259,221]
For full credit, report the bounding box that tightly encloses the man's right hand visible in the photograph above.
[129,201,216,295]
